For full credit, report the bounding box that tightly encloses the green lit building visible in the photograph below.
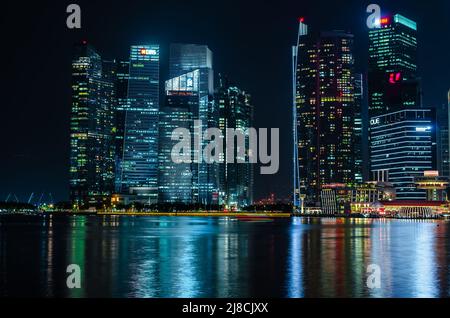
[368,14,418,117]
[368,14,438,200]
[69,42,115,207]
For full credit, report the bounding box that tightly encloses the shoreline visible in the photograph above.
[1,211,449,220]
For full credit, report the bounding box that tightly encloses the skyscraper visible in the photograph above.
[354,73,364,184]
[293,21,356,208]
[216,74,254,209]
[370,109,436,200]
[368,13,437,199]
[121,45,160,204]
[158,70,200,204]
[113,60,130,193]
[368,14,418,117]
[437,90,450,178]
[169,44,218,205]
[69,42,115,207]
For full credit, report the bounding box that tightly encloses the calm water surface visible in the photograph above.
[1,215,450,298]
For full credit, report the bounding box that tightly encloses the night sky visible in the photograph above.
[0,0,449,203]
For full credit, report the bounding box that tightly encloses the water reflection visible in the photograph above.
[0,215,450,297]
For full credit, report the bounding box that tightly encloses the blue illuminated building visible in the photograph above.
[370,109,436,200]
[169,44,218,205]
[159,70,200,203]
[121,45,160,204]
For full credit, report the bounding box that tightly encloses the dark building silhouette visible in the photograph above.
[216,75,254,208]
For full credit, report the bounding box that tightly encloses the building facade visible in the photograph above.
[370,109,436,200]
[437,90,450,178]
[368,14,418,117]
[121,45,160,204]
[169,44,218,205]
[293,21,356,208]
[216,75,254,209]
[158,70,200,204]
[113,60,130,194]
[354,73,364,183]
[69,42,115,207]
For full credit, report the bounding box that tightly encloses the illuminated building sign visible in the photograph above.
[380,17,390,25]
[389,72,402,84]
[370,118,380,126]
[415,127,432,132]
[140,48,157,55]
[424,171,439,177]
[165,69,199,93]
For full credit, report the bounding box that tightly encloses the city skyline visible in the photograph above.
[1,0,449,203]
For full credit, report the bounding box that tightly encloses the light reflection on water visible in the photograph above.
[0,215,449,298]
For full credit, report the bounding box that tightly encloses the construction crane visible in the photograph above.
[27,192,34,205]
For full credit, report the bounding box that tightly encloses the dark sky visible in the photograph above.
[0,0,449,203]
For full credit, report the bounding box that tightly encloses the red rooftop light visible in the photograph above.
[380,17,390,25]
[299,17,305,23]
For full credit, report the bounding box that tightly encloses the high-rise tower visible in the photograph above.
[368,14,418,117]
[293,21,356,207]
[69,42,115,207]
[216,74,254,209]
[368,14,437,200]
[169,44,218,205]
[121,45,160,204]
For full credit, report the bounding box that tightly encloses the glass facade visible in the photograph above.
[69,42,115,207]
[368,14,418,117]
[437,90,450,178]
[370,109,436,200]
[158,70,200,204]
[121,45,160,203]
[354,73,364,183]
[113,60,130,193]
[169,44,218,205]
[216,74,254,209]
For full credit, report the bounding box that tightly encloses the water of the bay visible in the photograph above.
[1,215,449,298]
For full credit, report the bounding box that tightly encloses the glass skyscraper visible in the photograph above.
[293,21,356,208]
[113,60,130,193]
[354,73,364,184]
[169,44,218,205]
[121,45,160,204]
[437,90,450,178]
[368,13,437,200]
[368,14,418,117]
[370,109,436,200]
[69,42,115,207]
[216,74,254,209]
[158,70,200,204]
